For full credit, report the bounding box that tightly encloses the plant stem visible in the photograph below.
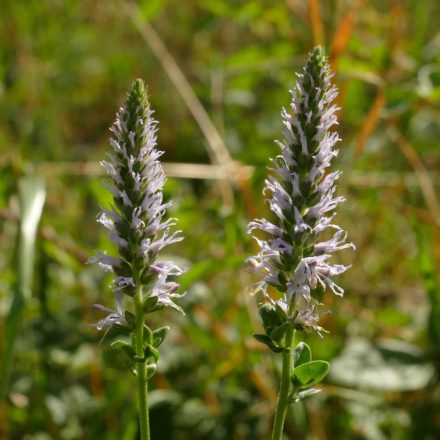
[134,284,150,440]
[271,327,296,440]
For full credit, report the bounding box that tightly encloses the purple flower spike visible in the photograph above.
[90,80,185,330]
[246,47,354,336]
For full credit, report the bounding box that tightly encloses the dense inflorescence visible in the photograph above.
[247,47,354,336]
[90,79,184,330]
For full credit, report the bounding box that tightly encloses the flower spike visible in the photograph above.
[246,47,354,438]
[90,79,185,327]
[90,79,186,440]
[246,47,354,335]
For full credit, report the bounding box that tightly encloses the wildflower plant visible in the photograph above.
[246,47,354,439]
[90,79,185,440]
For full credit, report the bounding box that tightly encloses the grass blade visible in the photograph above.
[0,176,46,399]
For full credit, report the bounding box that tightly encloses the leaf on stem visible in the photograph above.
[124,311,136,329]
[111,339,136,359]
[253,334,287,353]
[143,295,162,313]
[288,387,322,404]
[152,326,170,348]
[144,344,160,363]
[293,342,312,367]
[291,360,329,388]
[146,364,157,380]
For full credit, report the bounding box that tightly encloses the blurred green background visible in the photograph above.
[1,0,440,439]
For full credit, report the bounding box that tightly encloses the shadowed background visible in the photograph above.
[1,0,439,439]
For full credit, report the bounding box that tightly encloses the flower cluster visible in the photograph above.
[246,47,354,336]
[90,79,184,330]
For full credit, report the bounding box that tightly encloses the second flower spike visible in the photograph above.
[246,45,355,440]
[90,79,186,440]
[246,46,354,335]
[91,79,185,329]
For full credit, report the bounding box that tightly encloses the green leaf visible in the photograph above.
[288,387,321,403]
[258,303,290,343]
[269,322,290,342]
[291,360,329,388]
[253,334,287,353]
[275,302,287,320]
[146,363,157,380]
[143,325,153,346]
[152,326,170,348]
[0,176,45,399]
[259,303,284,334]
[143,295,160,313]
[145,344,160,362]
[111,339,136,359]
[18,177,46,291]
[124,311,136,329]
[293,342,312,367]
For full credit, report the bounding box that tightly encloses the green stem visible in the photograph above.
[134,284,150,440]
[271,327,296,440]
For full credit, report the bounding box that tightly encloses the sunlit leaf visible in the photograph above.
[291,360,329,389]
[293,342,312,367]
[0,176,45,399]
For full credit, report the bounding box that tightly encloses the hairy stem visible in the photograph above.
[134,284,150,440]
[271,327,296,440]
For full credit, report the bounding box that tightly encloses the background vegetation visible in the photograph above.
[1,0,440,439]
